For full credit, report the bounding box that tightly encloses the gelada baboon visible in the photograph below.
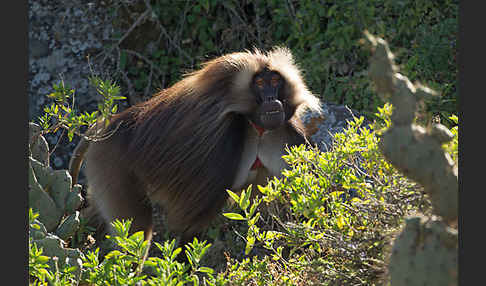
[69,47,321,246]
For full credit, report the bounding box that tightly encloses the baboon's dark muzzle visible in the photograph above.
[257,100,285,130]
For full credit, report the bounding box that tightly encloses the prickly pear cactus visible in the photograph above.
[28,123,84,236]
[30,216,83,278]
[28,123,84,273]
[388,217,457,286]
[29,122,49,165]
[365,33,458,286]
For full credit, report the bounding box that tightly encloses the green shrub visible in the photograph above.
[443,114,458,164]
[223,104,442,285]
[29,102,458,285]
[29,214,222,286]
[37,76,125,142]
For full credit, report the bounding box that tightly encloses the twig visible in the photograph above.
[48,127,66,158]
[101,9,151,66]
[222,1,258,43]
[113,46,137,105]
[76,120,124,143]
[175,0,192,45]
[285,0,296,19]
[119,66,140,105]
[118,9,151,47]
[144,65,154,99]
[121,49,164,77]
[142,0,193,66]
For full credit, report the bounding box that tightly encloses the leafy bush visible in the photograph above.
[223,104,437,285]
[29,102,458,285]
[37,76,125,143]
[443,114,458,163]
[30,214,223,286]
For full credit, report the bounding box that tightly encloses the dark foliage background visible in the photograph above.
[28,0,458,171]
[114,0,457,123]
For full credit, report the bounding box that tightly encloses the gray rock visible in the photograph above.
[29,38,50,59]
[302,102,370,152]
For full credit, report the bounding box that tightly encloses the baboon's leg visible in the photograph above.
[166,191,229,247]
[86,167,153,242]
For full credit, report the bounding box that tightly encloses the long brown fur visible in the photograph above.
[71,47,321,245]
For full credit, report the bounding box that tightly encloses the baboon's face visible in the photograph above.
[249,68,291,130]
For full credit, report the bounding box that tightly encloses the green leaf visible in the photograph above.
[198,266,214,274]
[327,5,338,17]
[67,130,74,142]
[226,190,240,203]
[46,92,57,99]
[171,247,182,260]
[105,250,123,259]
[201,0,210,12]
[37,255,50,264]
[239,186,252,211]
[248,200,258,217]
[192,274,200,286]
[143,259,157,268]
[336,215,346,229]
[187,14,195,23]
[245,236,255,255]
[449,114,458,124]
[119,51,127,71]
[29,208,39,222]
[185,250,195,268]
[248,212,260,227]
[222,213,245,221]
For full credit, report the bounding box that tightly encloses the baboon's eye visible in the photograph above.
[255,77,264,88]
[271,74,280,87]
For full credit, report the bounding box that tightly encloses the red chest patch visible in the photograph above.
[251,157,263,170]
[249,121,265,137]
[253,125,265,136]
[249,120,265,170]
